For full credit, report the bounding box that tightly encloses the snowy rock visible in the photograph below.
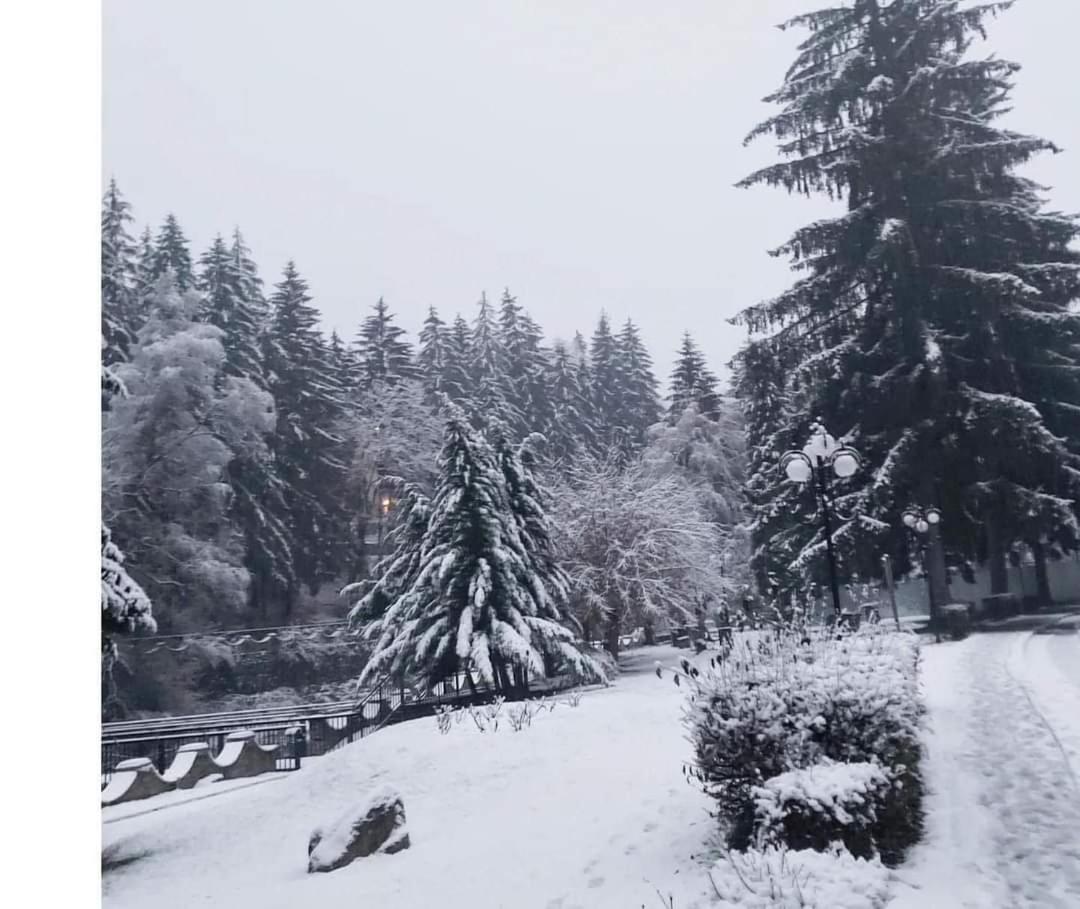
[307,785,410,873]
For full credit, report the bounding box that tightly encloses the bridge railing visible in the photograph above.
[102,662,574,786]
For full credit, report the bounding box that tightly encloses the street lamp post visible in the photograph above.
[902,506,943,640]
[781,422,861,620]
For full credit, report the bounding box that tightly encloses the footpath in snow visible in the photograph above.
[102,645,721,909]
[893,613,1080,909]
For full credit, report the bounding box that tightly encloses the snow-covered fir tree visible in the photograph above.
[416,306,449,401]
[101,179,139,379]
[132,226,156,302]
[441,313,473,404]
[264,262,350,612]
[589,313,624,451]
[196,232,268,386]
[468,292,521,430]
[615,319,661,451]
[668,332,720,421]
[352,297,416,388]
[101,522,155,638]
[732,0,1080,600]
[498,288,552,434]
[355,402,603,692]
[542,340,598,463]
[150,213,195,292]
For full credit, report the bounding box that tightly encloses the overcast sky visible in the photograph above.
[103,0,1080,387]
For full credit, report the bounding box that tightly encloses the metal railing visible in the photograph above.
[102,664,571,785]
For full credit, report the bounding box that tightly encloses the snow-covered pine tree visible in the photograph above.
[101,522,156,716]
[416,306,449,402]
[101,179,139,381]
[150,213,195,292]
[196,234,267,385]
[589,313,624,451]
[327,330,357,395]
[264,262,350,613]
[732,341,805,598]
[498,288,552,434]
[468,291,521,431]
[132,226,156,302]
[441,313,473,404]
[356,402,603,692]
[101,522,155,637]
[732,0,1080,600]
[615,319,661,452]
[668,332,721,421]
[351,297,417,388]
[542,340,598,463]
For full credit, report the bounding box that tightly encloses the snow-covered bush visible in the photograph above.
[708,844,891,909]
[507,701,536,731]
[682,626,922,863]
[752,760,893,859]
[434,705,455,735]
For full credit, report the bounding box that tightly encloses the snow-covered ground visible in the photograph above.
[102,645,723,909]
[893,612,1080,909]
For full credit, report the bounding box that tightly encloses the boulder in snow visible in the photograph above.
[307,785,410,873]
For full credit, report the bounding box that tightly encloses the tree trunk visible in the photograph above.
[643,619,656,646]
[1032,540,1053,607]
[495,662,512,694]
[604,618,620,660]
[986,518,1009,595]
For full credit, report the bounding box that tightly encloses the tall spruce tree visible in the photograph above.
[101,179,139,376]
[616,319,662,451]
[150,213,194,291]
[417,306,450,402]
[543,340,598,463]
[352,297,416,388]
[264,262,349,613]
[589,313,624,450]
[669,332,720,421]
[732,0,1080,603]
[498,288,551,434]
[469,292,520,430]
[132,227,156,302]
[196,234,267,385]
[441,313,473,404]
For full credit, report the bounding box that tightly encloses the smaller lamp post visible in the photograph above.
[781,422,861,620]
[902,507,943,640]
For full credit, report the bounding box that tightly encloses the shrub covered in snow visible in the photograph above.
[752,760,893,858]
[708,844,891,909]
[682,626,922,863]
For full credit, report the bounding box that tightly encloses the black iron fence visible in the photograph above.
[102,664,571,786]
